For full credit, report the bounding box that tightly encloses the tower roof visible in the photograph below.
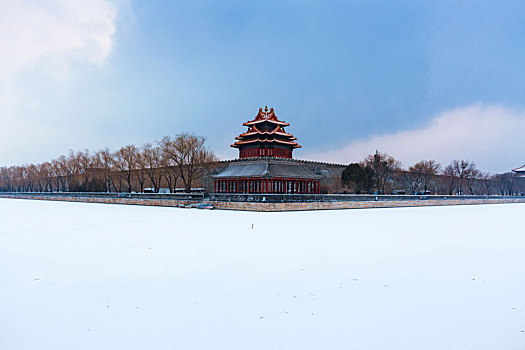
[231,106,301,151]
[235,125,297,140]
[242,106,290,127]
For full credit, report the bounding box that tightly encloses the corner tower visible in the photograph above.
[231,106,301,159]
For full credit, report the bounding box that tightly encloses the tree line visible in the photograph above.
[0,133,217,193]
[2,141,523,195]
[341,151,525,195]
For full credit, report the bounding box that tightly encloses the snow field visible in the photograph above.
[1,199,524,349]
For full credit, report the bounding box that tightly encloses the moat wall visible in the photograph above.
[1,193,525,211]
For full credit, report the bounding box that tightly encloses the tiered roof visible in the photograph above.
[512,164,525,173]
[231,106,301,149]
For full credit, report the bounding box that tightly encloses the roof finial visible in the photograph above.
[264,105,268,112]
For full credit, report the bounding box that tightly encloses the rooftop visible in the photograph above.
[512,164,525,173]
[212,158,321,179]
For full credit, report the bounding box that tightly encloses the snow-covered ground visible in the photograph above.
[1,199,524,350]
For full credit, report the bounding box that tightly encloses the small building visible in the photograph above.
[512,164,525,176]
[213,107,320,194]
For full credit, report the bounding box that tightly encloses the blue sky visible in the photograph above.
[2,0,525,172]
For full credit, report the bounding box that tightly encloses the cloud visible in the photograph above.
[305,104,525,173]
[0,0,116,76]
[0,0,117,165]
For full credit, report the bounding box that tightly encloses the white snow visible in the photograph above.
[1,198,525,349]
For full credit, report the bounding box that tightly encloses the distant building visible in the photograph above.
[512,164,525,176]
[213,107,321,194]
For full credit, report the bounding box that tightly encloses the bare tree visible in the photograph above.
[479,172,492,195]
[135,150,148,192]
[443,163,456,195]
[38,162,53,192]
[160,133,217,192]
[158,144,177,192]
[18,165,32,192]
[447,160,477,194]
[0,167,13,191]
[142,143,163,192]
[27,164,38,191]
[114,145,138,192]
[493,172,522,195]
[407,162,425,194]
[494,173,510,195]
[419,160,440,193]
[94,148,115,192]
[57,152,77,191]
[72,149,94,191]
[465,165,481,194]
[49,159,62,191]
[364,151,402,193]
